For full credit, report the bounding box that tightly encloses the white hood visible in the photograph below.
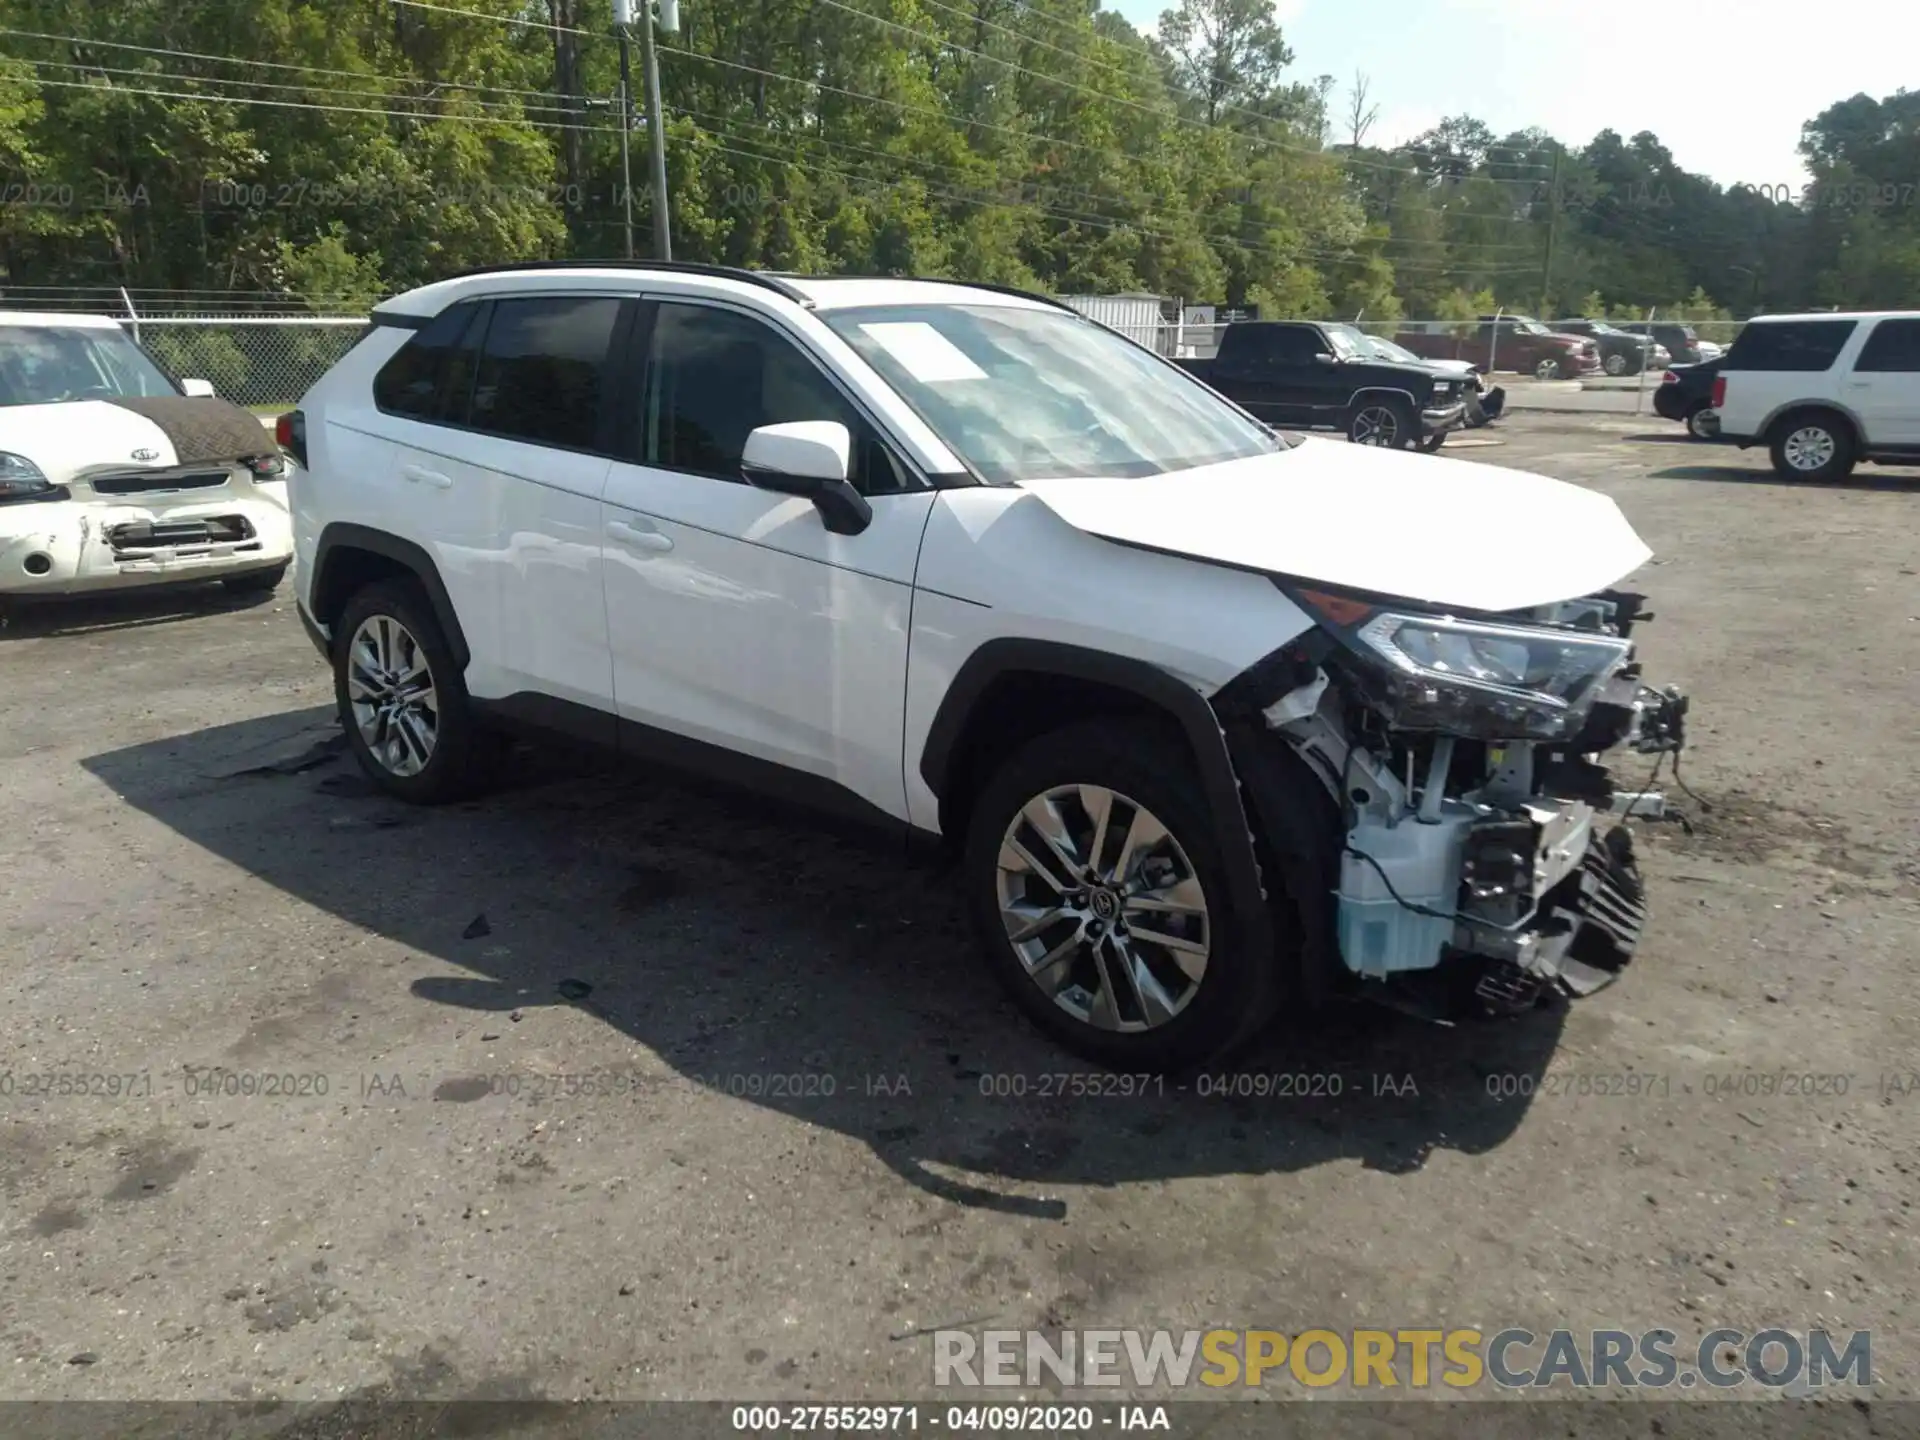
[1021,436,1652,614]
[0,401,178,484]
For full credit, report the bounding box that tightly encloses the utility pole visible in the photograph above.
[613,10,635,258]
[1540,146,1562,316]
[613,0,675,261]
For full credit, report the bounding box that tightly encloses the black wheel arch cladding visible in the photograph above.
[311,523,471,672]
[922,637,1328,981]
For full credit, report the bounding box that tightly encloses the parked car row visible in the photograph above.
[1394,316,1605,379]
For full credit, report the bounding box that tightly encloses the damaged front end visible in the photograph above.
[1223,582,1688,1019]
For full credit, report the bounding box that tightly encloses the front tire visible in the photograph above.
[332,579,489,804]
[1768,411,1856,481]
[1533,357,1564,381]
[963,720,1283,1072]
[1347,396,1417,449]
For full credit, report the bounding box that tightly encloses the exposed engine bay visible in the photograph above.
[1251,585,1689,1017]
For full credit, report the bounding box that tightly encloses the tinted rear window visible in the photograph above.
[1725,320,1857,372]
[372,303,486,419]
[1854,318,1920,373]
[467,296,622,450]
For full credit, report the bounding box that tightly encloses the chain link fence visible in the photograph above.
[98,305,1755,409]
[127,317,371,410]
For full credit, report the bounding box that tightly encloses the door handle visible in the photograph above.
[402,464,453,490]
[607,518,674,553]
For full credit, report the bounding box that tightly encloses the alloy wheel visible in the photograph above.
[1603,353,1627,376]
[1534,358,1563,381]
[1782,425,1836,473]
[994,785,1211,1032]
[1350,405,1401,447]
[347,614,439,778]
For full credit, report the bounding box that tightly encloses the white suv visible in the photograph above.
[1712,311,1920,481]
[288,262,1690,1070]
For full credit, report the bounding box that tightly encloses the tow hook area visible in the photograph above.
[1474,826,1647,1011]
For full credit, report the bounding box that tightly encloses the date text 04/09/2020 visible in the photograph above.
[730,1405,1171,1431]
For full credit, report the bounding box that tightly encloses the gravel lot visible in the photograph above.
[2,414,1917,1426]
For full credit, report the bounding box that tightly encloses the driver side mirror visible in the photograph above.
[1313,352,1338,365]
[180,378,216,398]
[741,421,871,536]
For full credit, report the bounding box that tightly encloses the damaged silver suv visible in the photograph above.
[289,263,1691,1071]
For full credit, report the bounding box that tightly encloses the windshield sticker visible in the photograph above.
[858,322,988,383]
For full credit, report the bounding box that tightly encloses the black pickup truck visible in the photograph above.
[1175,320,1469,449]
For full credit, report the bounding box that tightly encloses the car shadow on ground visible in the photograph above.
[0,580,282,641]
[1647,462,1920,491]
[82,706,1568,1218]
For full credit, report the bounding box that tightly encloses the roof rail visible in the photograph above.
[757,272,1077,313]
[422,259,816,306]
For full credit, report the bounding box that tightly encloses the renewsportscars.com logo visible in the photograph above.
[933,1328,1873,1392]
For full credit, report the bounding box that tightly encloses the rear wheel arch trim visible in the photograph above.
[920,639,1276,962]
[311,523,470,672]
[1760,402,1863,446]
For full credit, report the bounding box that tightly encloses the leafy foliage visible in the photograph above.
[0,1,1907,318]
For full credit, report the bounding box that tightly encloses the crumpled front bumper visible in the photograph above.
[1371,679,1689,1013]
[0,489,293,595]
[1420,400,1469,437]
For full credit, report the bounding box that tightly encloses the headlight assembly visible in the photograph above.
[0,451,53,502]
[1294,588,1632,741]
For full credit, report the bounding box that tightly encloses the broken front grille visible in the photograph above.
[91,470,232,497]
[108,515,258,557]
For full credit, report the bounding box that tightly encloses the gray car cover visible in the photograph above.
[105,395,277,465]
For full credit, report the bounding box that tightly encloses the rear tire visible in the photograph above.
[1603,352,1628,377]
[222,563,288,597]
[1685,405,1715,441]
[963,719,1283,1073]
[1347,396,1418,449]
[332,579,490,804]
[1768,411,1855,481]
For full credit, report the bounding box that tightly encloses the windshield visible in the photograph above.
[1353,333,1420,364]
[1510,320,1550,335]
[0,325,180,406]
[1320,325,1366,360]
[824,303,1281,483]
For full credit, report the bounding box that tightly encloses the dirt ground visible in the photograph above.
[1,414,1916,1427]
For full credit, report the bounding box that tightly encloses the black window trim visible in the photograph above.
[373,291,637,462]
[620,291,935,497]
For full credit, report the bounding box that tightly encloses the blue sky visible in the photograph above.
[1102,0,1920,187]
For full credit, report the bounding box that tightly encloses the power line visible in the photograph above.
[0,26,572,104]
[21,56,583,122]
[23,72,607,132]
